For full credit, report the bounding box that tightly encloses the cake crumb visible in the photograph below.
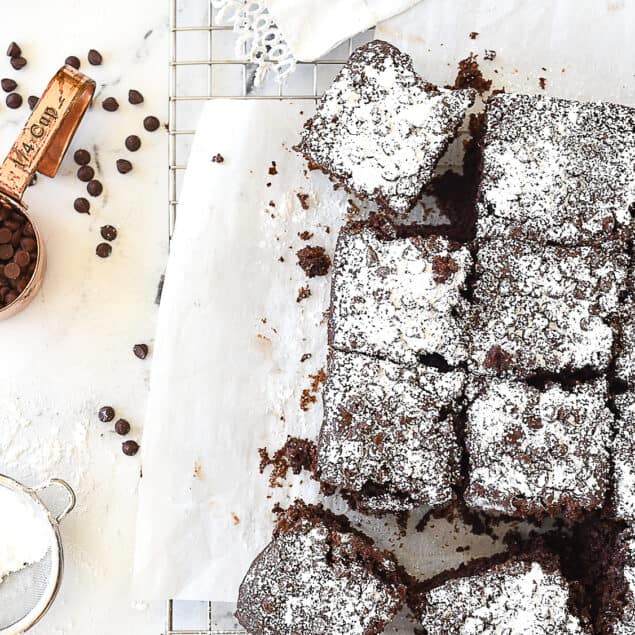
[469,31,479,39]
[300,353,312,363]
[297,286,311,303]
[484,49,496,61]
[211,153,224,163]
[231,512,240,525]
[298,230,313,241]
[258,437,317,487]
[297,246,331,278]
[297,193,310,210]
[268,161,278,176]
[451,54,492,95]
[539,77,547,89]
[193,462,204,479]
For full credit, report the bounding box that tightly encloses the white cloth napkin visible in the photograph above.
[265,0,422,60]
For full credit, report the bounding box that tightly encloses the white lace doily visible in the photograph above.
[212,0,297,86]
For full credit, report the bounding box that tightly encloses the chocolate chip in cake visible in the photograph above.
[96,242,112,258]
[122,440,139,456]
[114,419,131,436]
[73,149,91,165]
[296,245,331,278]
[143,115,160,132]
[102,97,119,112]
[73,197,90,214]
[98,406,115,422]
[88,49,103,65]
[100,225,117,241]
[87,180,103,197]
[5,93,22,109]
[65,55,80,69]
[128,89,144,104]
[116,159,132,174]
[77,165,95,182]
[1,78,16,92]
[125,134,141,152]
[10,57,26,71]
[6,42,21,58]
[27,95,38,110]
[133,343,148,359]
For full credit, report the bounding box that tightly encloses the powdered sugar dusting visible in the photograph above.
[470,239,627,376]
[318,350,463,513]
[613,393,635,523]
[420,560,586,634]
[465,378,612,517]
[477,93,635,245]
[298,40,475,216]
[331,226,471,368]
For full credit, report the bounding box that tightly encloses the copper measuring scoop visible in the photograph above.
[0,65,95,320]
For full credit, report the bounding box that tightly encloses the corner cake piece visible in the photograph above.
[235,501,406,635]
[296,40,475,217]
[317,349,463,514]
[464,378,612,519]
[414,549,590,634]
[469,238,627,377]
[330,221,472,368]
[476,92,635,245]
[612,392,635,523]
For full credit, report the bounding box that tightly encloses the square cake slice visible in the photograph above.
[464,378,612,519]
[476,93,635,245]
[469,238,627,377]
[414,549,589,634]
[330,221,472,368]
[613,392,635,523]
[296,40,475,217]
[235,501,406,635]
[317,350,463,514]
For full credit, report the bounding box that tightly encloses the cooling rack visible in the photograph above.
[167,1,372,632]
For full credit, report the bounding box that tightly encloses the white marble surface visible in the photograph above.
[0,1,169,633]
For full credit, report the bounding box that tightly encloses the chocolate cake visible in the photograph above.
[464,378,612,519]
[330,222,472,368]
[297,40,475,218]
[235,501,406,635]
[469,238,627,377]
[317,349,463,514]
[616,303,635,388]
[476,93,635,245]
[613,392,635,523]
[414,548,590,634]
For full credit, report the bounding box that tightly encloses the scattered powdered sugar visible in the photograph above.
[0,485,51,583]
[331,225,472,368]
[616,301,635,386]
[477,93,635,245]
[419,559,586,634]
[297,40,475,216]
[318,350,463,513]
[465,378,612,518]
[236,507,404,635]
[613,393,635,523]
[470,239,627,376]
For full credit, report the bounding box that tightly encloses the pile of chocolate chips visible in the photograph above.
[0,202,37,309]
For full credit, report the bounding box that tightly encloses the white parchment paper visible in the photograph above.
[134,2,635,629]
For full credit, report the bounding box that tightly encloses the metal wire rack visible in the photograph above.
[167,1,371,633]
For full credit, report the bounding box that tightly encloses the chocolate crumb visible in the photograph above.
[258,437,317,487]
[484,49,496,61]
[300,368,326,411]
[268,161,278,175]
[296,286,311,303]
[539,77,547,90]
[432,254,459,283]
[296,193,310,210]
[296,245,331,278]
[469,31,479,39]
[297,230,313,241]
[300,353,312,363]
[232,513,240,525]
[451,53,492,95]
[483,344,513,372]
[211,153,225,163]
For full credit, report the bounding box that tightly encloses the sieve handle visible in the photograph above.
[34,478,77,523]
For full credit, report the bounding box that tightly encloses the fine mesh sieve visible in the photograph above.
[0,474,75,634]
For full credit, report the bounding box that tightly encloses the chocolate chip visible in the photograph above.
[0,244,13,260]
[0,227,11,243]
[100,225,117,241]
[73,149,91,165]
[122,440,139,456]
[6,93,22,109]
[10,57,26,71]
[77,165,95,182]
[74,197,90,214]
[6,42,21,58]
[14,250,30,267]
[98,406,115,422]
[133,343,148,359]
[143,115,160,132]
[65,55,80,69]
[114,419,131,436]
[88,49,103,65]
[128,89,144,105]
[125,135,141,152]
[116,159,132,174]
[4,262,20,280]
[96,242,112,258]
[27,95,38,110]
[87,180,103,197]
[1,78,16,92]
[102,97,119,112]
